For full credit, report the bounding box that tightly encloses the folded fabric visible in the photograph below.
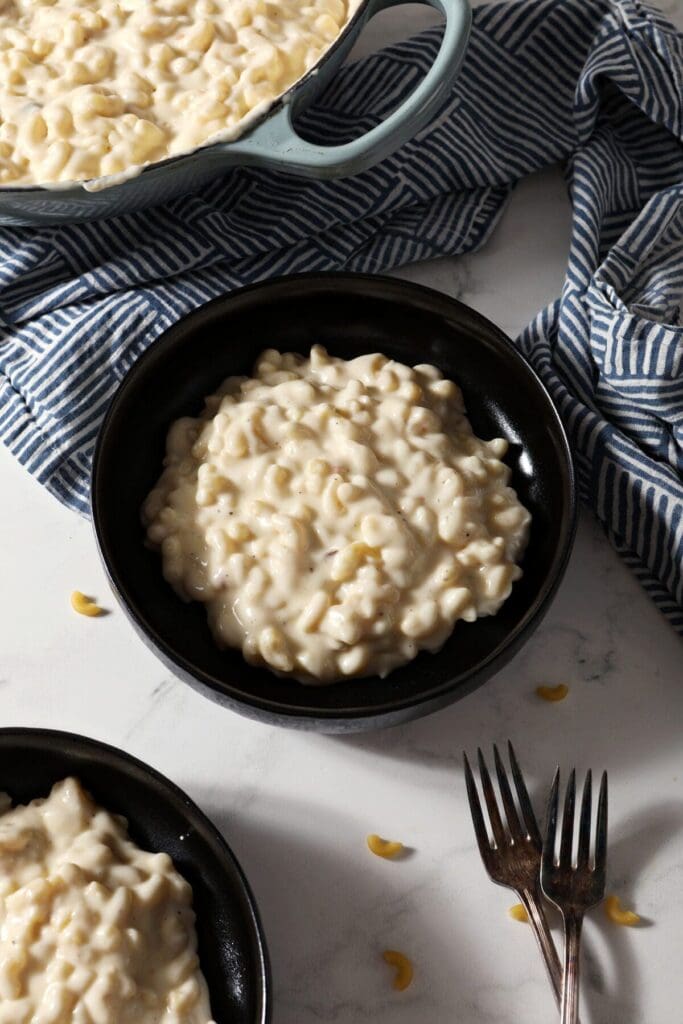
[0,0,681,632]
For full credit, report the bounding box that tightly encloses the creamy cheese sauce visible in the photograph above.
[0,0,358,186]
[0,778,215,1024]
[143,346,531,683]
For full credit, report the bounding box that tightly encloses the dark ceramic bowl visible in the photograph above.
[0,728,270,1023]
[92,273,577,733]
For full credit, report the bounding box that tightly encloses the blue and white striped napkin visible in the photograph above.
[1,0,681,632]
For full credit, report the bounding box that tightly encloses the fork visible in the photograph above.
[463,743,563,1006]
[541,769,608,1024]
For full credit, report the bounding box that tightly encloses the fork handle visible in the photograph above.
[561,914,583,1024]
[518,887,563,1007]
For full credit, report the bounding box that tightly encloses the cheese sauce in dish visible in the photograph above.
[143,346,532,684]
[0,778,215,1024]
[0,0,359,186]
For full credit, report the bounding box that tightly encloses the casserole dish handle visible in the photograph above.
[227,0,471,178]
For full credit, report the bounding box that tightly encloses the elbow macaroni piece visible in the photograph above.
[143,346,532,683]
[0,778,215,1024]
[536,683,569,702]
[382,950,413,991]
[604,894,641,927]
[70,590,104,616]
[366,834,404,859]
[508,903,529,922]
[0,0,361,186]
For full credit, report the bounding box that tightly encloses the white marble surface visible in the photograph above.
[2,3,683,1022]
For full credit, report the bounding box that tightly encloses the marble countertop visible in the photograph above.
[2,4,683,1022]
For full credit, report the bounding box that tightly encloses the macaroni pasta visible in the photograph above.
[604,894,640,927]
[535,683,569,702]
[70,590,104,616]
[382,950,413,991]
[0,0,359,186]
[366,834,404,859]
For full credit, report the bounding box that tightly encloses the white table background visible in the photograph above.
[2,3,682,1022]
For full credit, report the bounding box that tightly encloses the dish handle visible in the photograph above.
[227,0,471,178]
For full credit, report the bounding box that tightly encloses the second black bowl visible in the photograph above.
[0,729,269,1022]
[92,273,576,732]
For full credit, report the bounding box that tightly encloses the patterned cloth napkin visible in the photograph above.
[1,0,681,633]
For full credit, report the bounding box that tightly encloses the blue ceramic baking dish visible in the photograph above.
[0,0,471,226]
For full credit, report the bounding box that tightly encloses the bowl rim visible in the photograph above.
[0,725,271,1022]
[91,271,578,724]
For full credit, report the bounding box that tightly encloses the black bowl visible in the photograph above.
[0,728,270,1023]
[92,272,576,732]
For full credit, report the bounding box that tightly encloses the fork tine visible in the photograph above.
[463,753,493,867]
[542,768,560,875]
[477,748,507,849]
[594,771,608,876]
[559,768,576,867]
[577,770,592,869]
[493,744,523,841]
[507,740,542,846]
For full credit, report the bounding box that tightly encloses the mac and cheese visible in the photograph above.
[144,348,532,684]
[0,778,215,1024]
[143,346,531,683]
[0,0,359,186]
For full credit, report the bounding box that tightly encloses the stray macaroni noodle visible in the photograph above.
[536,683,569,702]
[70,590,104,616]
[508,903,529,922]
[382,950,413,991]
[0,778,216,1024]
[143,346,531,683]
[0,0,360,186]
[604,894,641,927]
[366,834,404,859]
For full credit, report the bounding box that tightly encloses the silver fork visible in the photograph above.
[541,769,608,1024]
[463,743,563,1006]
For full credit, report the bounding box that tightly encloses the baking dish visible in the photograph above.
[0,0,471,226]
